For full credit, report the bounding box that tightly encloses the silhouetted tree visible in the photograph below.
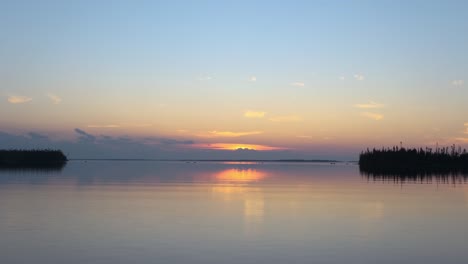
[359,145,468,175]
[0,149,67,168]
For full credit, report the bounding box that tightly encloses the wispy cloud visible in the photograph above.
[199,130,263,138]
[455,137,468,143]
[290,82,305,87]
[269,115,302,122]
[296,135,313,139]
[74,128,96,141]
[47,93,62,104]
[121,123,153,128]
[87,123,152,128]
[249,76,257,82]
[8,95,32,104]
[197,75,212,81]
[354,74,365,81]
[244,111,266,118]
[452,80,464,86]
[87,124,121,128]
[158,138,194,145]
[339,76,345,80]
[361,112,384,120]
[353,101,385,109]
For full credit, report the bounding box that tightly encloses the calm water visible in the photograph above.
[1,161,468,264]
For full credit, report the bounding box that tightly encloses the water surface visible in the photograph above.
[1,161,468,264]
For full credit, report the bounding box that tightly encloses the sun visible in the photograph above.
[201,143,284,151]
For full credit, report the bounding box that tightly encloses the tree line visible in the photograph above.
[359,145,468,174]
[0,149,67,168]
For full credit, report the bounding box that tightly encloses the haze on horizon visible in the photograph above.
[1,0,467,160]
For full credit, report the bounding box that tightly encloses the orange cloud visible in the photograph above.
[244,111,266,118]
[354,101,385,109]
[455,137,468,143]
[8,95,32,104]
[198,131,263,138]
[194,143,284,151]
[361,112,384,120]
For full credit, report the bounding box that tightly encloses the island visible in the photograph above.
[359,145,468,175]
[0,149,68,168]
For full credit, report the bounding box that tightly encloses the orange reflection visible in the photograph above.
[211,185,249,195]
[215,168,267,182]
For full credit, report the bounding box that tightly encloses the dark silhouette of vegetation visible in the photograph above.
[0,149,67,168]
[359,144,468,175]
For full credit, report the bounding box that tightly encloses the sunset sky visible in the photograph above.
[1,1,467,160]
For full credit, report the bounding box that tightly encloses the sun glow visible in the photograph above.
[200,143,284,151]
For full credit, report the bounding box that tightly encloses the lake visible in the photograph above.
[1,161,468,264]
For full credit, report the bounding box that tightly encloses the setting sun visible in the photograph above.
[197,143,285,151]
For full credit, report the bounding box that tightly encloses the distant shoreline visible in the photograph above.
[69,158,349,163]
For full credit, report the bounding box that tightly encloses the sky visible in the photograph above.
[1,0,468,160]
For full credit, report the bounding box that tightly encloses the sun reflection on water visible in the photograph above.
[215,168,267,182]
[211,168,266,235]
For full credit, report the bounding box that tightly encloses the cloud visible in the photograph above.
[195,143,284,151]
[244,111,266,118]
[249,76,257,82]
[47,93,62,104]
[339,76,345,80]
[158,138,194,145]
[452,80,464,86]
[199,130,263,138]
[296,135,314,139]
[354,74,365,81]
[1,129,354,160]
[197,75,212,81]
[361,112,384,120]
[353,101,385,109]
[8,95,32,104]
[0,129,299,160]
[28,132,49,141]
[87,124,121,128]
[269,115,302,122]
[455,137,468,143]
[86,123,153,128]
[290,82,305,87]
[74,128,96,141]
[122,123,153,128]
[464,123,468,134]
